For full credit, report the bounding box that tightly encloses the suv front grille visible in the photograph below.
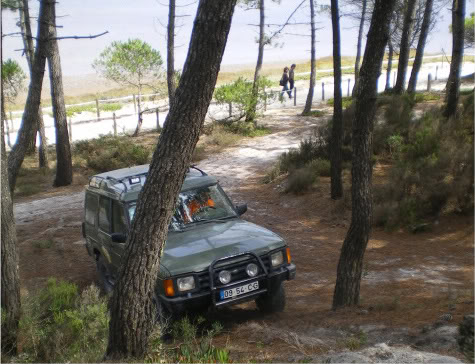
[196,253,274,293]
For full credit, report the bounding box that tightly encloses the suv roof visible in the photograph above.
[86,164,218,202]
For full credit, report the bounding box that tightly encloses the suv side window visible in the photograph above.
[85,193,98,226]
[98,196,111,233]
[112,201,127,234]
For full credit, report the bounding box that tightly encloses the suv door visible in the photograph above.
[84,192,99,251]
[97,196,121,279]
[110,200,128,263]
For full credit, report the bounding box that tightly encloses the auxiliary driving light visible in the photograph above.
[218,270,231,284]
[246,263,259,277]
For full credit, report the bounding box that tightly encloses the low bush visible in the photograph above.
[74,135,151,172]
[374,95,474,229]
[100,103,123,112]
[285,167,318,194]
[327,96,353,109]
[18,279,109,363]
[148,316,230,363]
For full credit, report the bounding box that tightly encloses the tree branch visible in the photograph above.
[268,0,307,43]
[52,30,109,40]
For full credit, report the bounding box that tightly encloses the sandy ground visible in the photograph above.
[12,104,474,362]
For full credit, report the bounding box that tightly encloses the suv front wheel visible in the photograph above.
[255,282,286,313]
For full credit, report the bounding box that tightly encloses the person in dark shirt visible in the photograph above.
[280,67,291,99]
[289,64,296,98]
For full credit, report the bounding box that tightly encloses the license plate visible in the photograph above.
[220,281,259,300]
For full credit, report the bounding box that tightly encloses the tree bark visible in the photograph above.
[385,40,394,91]
[46,0,73,187]
[444,0,465,118]
[245,0,265,125]
[352,0,367,96]
[20,0,48,167]
[330,0,343,200]
[1,23,21,355]
[167,0,176,107]
[105,0,237,359]
[8,0,50,193]
[332,0,395,309]
[407,0,434,93]
[393,0,417,94]
[303,0,316,114]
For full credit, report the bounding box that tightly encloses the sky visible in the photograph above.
[2,0,474,77]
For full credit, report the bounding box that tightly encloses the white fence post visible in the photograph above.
[427,73,432,92]
[68,118,72,142]
[347,79,350,97]
[113,113,117,137]
[294,87,297,106]
[96,98,100,120]
[322,82,325,101]
[156,109,160,130]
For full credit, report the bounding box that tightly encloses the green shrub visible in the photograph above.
[74,135,151,172]
[19,280,109,363]
[285,167,318,194]
[223,122,271,137]
[307,158,331,177]
[100,103,123,112]
[207,125,241,147]
[66,104,97,117]
[214,76,274,121]
[148,316,230,363]
[327,96,353,109]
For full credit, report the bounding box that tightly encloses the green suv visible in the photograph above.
[82,164,296,315]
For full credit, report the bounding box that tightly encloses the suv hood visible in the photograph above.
[162,219,285,275]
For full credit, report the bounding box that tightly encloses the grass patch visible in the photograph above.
[301,110,326,117]
[14,167,53,198]
[412,92,441,103]
[17,279,109,363]
[33,238,55,250]
[100,102,123,112]
[74,135,151,173]
[65,104,97,117]
[327,96,353,108]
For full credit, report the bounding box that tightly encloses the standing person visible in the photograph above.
[289,64,296,98]
[280,67,291,99]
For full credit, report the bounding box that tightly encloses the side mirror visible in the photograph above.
[111,233,127,244]
[236,204,248,216]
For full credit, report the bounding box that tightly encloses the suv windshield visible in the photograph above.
[128,184,237,230]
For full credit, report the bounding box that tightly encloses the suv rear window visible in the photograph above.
[85,193,98,226]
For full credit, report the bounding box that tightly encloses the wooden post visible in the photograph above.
[294,87,297,106]
[113,113,117,137]
[96,98,100,120]
[347,79,350,97]
[393,72,396,87]
[427,73,432,92]
[435,65,438,80]
[264,89,267,111]
[133,94,137,113]
[9,111,13,132]
[156,109,160,130]
[228,102,232,117]
[322,82,325,100]
[68,118,72,142]
[4,119,11,148]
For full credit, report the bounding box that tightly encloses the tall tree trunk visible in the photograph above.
[245,0,265,125]
[332,0,395,309]
[407,0,434,93]
[303,0,316,114]
[20,0,48,167]
[133,84,143,136]
[330,0,343,200]
[393,0,417,94]
[8,0,49,193]
[105,0,237,359]
[1,23,21,356]
[46,0,73,187]
[444,0,465,118]
[385,40,394,91]
[352,0,367,96]
[167,0,176,107]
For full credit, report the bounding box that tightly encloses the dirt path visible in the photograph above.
[13,105,473,362]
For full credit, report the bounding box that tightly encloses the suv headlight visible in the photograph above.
[177,276,195,292]
[270,251,284,266]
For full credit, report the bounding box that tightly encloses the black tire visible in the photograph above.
[256,282,286,314]
[96,255,114,295]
